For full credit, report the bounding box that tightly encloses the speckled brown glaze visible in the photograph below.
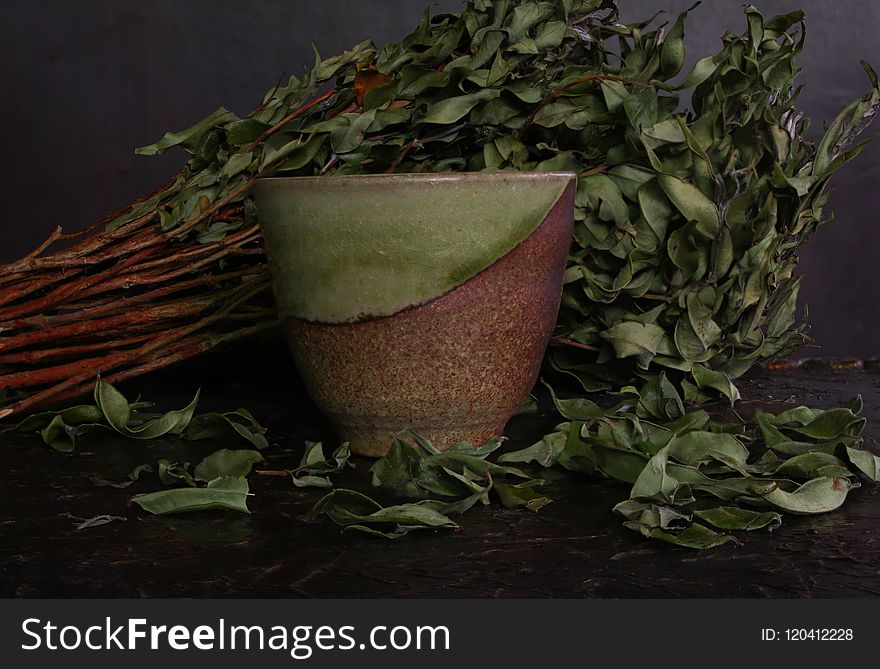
[284,181,575,456]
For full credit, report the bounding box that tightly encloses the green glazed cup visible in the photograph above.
[253,171,576,456]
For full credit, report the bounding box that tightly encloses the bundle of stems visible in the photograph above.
[0,71,357,420]
[0,187,275,419]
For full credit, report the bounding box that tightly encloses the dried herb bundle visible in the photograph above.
[4,0,880,546]
[1,1,876,418]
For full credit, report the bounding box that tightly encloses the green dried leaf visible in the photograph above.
[773,452,853,481]
[219,151,253,179]
[306,489,458,539]
[815,61,880,175]
[843,446,880,482]
[39,415,77,453]
[692,364,741,405]
[194,449,264,482]
[622,90,659,130]
[370,431,522,499]
[752,477,855,515]
[666,431,749,468]
[226,119,271,146]
[623,520,740,549]
[421,89,501,124]
[135,108,238,156]
[600,321,665,366]
[498,427,567,467]
[544,382,630,421]
[130,476,251,515]
[514,394,539,416]
[615,499,738,548]
[261,133,326,171]
[494,479,552,512]
[14,404,104,433]
[630,447,687,503]
[95,378,199,439]
[660,6,690,77]
[290,442,351,488]
[185,409,269,449]
[128,464,154,481]
[71,515,127,531]
[657,173,719,238]
[694,506,782,531]
[786,409,866,441]
[158,459,195,487]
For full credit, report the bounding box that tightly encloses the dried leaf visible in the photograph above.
[71,515,127,531]
[694,506,782,531]
[355,68,391,106]
[306,489,458,539]
[135,108,238,156]
[290,442,351,488]
[194,449,265,482]
[131,476,251,515]
[95,377,199,440]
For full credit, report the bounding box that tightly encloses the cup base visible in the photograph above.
[337,422,508,457]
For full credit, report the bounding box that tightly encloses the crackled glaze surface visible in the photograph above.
[253,171,574,323]
[283,180,575,456]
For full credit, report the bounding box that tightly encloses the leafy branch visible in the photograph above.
[4,1,880,548]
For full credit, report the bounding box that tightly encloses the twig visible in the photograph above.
[0,245,158,321]
[245,88,338,152]
[0,296,218,358]
[3,267,260,330]
[549,336,599,352]
[2,280,270,417]
[21,226,62,262]
[386,138,422,173]
[578,164,607,177]
[4,320,277,416]
[0,334,155,365]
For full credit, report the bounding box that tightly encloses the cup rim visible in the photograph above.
[253,170,577,186]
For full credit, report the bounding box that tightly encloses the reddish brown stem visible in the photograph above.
[0,267,83,310]
[130,223,259,274]
[0,334,155,365]
[3,267,259,331]
[95,320,276,384]
[386,138,421,174]
[549,336,599,352]
[71,239,262,302]
[2,280,269,416]
[0,212,159,277]
[21,226,62,262]
[578,164,607,177]
[245,88,338,152]
[3,320,276,418]
[0,245,159,322]
[0,297,218,358]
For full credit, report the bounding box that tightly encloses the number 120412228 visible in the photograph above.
[761,629,853,641]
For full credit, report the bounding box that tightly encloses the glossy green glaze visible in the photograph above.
[253,171,574,324]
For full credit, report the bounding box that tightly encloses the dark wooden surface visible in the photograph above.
[2,345,880,598]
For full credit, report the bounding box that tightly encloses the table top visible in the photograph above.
[3,343,879,598]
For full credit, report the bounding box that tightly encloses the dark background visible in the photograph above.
[2,0,878,356]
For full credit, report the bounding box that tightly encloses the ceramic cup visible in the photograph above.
[253,171,576,456]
